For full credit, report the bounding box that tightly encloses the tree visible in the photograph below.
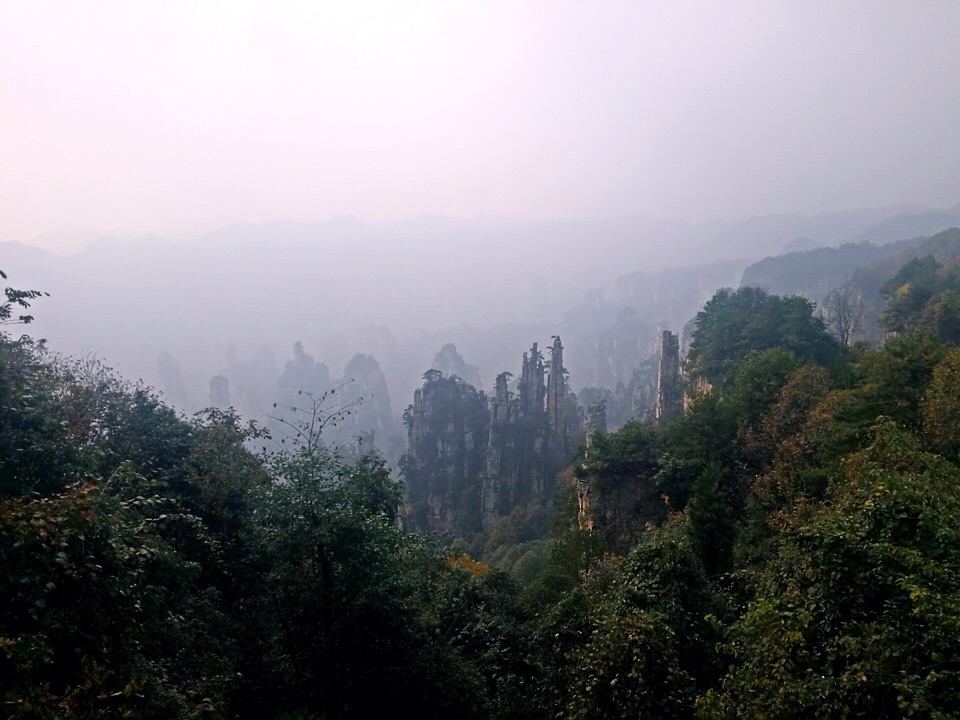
[701,423,960,718]
[560,521,726,719]
[657,391,739,510]
[747,365,832,511]
[686,461,734,576]
[833,332,946,439]
[821,285,865,345]
[687,287,844,388]
[922,346,960,458]
[729,347,804,430]
[0,473,240,719]
[267,382,362,455]
[0,269,48,330]
[0,339,82,496]
[880,255,960,343]
[880,255,941,337]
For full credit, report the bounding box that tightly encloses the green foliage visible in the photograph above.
[702,423,960,718]
[0,339,82,496]
[832,332,946,441]
[0,269,48,329]
[730,348,804,430]
[0,323,520,718]
[747,365,833,512]
[565,605,696,719]
[578,420,661,486]
[658,391,739,510]
[0,479,235,719]
[686,462,735,576]
[8,261,960,719]
[881,256,960,343]
[253,412,496,718]
[923,347,960,459]
[881,256,942,333]
[481,497,555,582]
[560,522,726,719]
[687,286,844,388]
[546,528,609,592]
[427,565,545,719]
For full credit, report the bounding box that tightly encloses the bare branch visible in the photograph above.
[267,380,364,454]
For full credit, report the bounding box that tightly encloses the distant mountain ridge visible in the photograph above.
[5,204,960,430]
[740,227,960,343]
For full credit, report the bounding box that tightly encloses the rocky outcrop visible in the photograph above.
[403,336,581,536]
[585,400,607,441]
[577,400,607,532]
[518,343,546,418]
[403,371,489,534]
[655,331,682,422]
[575,331,679,549]
[578,354,659,431]
[262,343,401,460]
[209,375,231,409]
[432,343,483,389]
[330,353,402,458]
[546,336,567,439]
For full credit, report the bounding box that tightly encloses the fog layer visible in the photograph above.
[3,2,960,243]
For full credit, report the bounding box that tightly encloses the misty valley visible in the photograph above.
[7,2,960,716]
[4,214,960,718]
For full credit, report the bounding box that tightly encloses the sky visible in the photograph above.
[3,1,960,249]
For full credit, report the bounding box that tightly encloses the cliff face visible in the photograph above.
[402,337,580,537]
[576,330,681,551]
[261,344,401,460]
[332,353,402,458]
[431,343,482,389]
[655,331,682,422]
[403,329,690,544]
[403,371,489,534]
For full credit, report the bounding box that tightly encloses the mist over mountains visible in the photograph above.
[6,204,960,443]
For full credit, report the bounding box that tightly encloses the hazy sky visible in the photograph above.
[3,1,960,245]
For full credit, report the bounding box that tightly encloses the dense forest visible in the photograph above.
[4,239,960,719]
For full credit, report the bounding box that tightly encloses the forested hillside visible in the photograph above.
[4,248,960,718]
[741,227,960,345]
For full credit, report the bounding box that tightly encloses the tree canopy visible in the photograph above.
[687,286,844,387]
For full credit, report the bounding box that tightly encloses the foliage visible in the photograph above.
[560,522,726,719]
[701,423,960,718]
[0,270,48,329]
[747,365,833,512]
[657,391,739,510]
[0,339,84,496]
[729,347,805,430]
[0,317,492,718]
[881,256,960,343]
[0,479,235,719]
[686,461,735,576]
[923,347,960,459]
[831,332,946,441]
[687,286,844,387]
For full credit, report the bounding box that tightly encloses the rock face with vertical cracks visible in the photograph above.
[403,331,681,545]
[402,336,580,538]
[655,330,682,423]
